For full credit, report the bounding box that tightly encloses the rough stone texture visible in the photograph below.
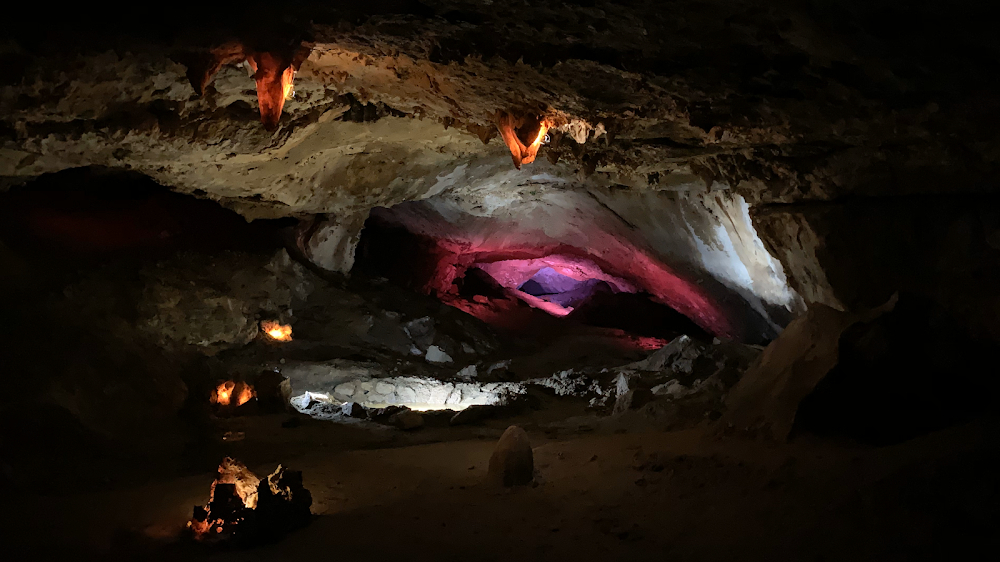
[282,360,525,410]
[424,345,453,364]
[601,335,760,421]
[3,2,995,204]
[190,458,312,544]
[137,249,313,354]
[488,425,534,487]
[298,214,364,274]
[372,185,802,341]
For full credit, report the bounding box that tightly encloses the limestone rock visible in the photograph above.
[425,345,453,364]
[253,370,292,413]
[137,249,311,354]
[627,335,707,374]
[298,215,363,274]
[403,317,436,351]
[456,365,478,381]
[189,458,312,544]
[340,402,368,419]
[488,425,534,487]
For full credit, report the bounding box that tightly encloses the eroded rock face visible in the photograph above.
[4,2,996,198]
[297,214,364,274]
[190,457,313,544]
[1,3,998,461]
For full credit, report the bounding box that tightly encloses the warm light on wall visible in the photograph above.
[188,42,311,131]
[261,320,293,342]
[496,113,551,169]
[211,381,255,406]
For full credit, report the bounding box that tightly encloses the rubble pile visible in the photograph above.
[188,457,312,545]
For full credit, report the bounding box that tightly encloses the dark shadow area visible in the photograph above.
[569,290,711,341]
[352,215,450,292]
[0,167,300,492]
[1,167,291,255]
[0,167,293,286]
[793,294,1000,445]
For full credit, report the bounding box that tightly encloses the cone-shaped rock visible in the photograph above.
[488,425,534,487]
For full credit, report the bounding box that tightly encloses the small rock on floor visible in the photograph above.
[488,425,534,487]
[388,410,424,430]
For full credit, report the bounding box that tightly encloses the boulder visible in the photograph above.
[456,365,478,380]
[387,409,424,430]
[488,425,534,487]
[253,370,293,413]
[403,316,436,351]
[613,388,654,415]
[450,404,499,426]
[298,214,363,274]
[717,296,896,440]
[340,402,368,419]
[425,345,453,364]
[189,458,312,544]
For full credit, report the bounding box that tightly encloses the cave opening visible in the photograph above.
[353,208,710,348]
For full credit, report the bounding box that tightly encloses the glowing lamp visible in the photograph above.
[261,320,292,342]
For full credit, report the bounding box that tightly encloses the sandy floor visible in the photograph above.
[4,411,997,562]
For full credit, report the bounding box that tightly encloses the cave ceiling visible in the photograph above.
[1,0,997,219]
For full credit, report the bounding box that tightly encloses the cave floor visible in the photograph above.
[5,413,995,562]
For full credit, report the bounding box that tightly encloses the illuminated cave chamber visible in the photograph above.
[352,178,803,347]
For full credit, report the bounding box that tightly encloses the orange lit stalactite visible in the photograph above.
[244,53,297,131]
[190,42,310,131]
[496,113,550,169]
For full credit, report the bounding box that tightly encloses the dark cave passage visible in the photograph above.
[791,294,1000,446]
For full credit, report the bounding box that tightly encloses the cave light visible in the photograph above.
[212,381,255,406]
[262,320,293,341]
[497,113,552,169]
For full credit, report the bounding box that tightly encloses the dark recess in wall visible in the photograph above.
[793,293,1000,445]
